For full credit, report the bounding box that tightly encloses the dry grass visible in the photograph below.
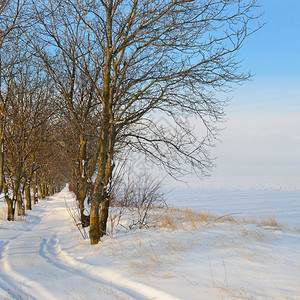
[259,216,282,227]
[129,244,165,276]
[217,285,251,299]
[157,211,178,230]
[241,228,267,242]
[241,216,282,228]
[166,240,187,253]
[240,217,258,225]
[127,235,190,277]
[155,207,242,231]
[155,208,218,230]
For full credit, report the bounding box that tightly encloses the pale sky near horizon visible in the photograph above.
[204,0,300,189]
[132,1,300,190]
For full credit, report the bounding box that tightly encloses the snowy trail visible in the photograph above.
[0,188,179,300]
[1,187,299,299]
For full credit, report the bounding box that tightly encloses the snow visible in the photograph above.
[166,189,300,227]
[0,187,299,299]
[83,196,90,216]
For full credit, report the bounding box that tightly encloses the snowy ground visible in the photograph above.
[166,189,300,227]
[0,187,299,299]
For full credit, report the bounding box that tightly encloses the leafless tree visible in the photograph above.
[0,0,26,193]
[32,0,261,244]
[29,0,102,223]
[3,60,57,220]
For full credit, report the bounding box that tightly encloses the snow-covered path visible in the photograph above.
[0,187,299,299]
[0,189,123,299]
[0,188,179,300]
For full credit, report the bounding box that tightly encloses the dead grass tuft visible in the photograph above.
[241,216,282,228]
[241,217,257,225]
[158,212,179,230]
[217,285,250,299]
[241,228,267,242]
[221,215,238,224]
[259,216,281,227]
[129,245,165,276]
[156,208,217,230]
[166,240,187,253]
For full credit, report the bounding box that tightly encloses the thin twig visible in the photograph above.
[64,197,88,239]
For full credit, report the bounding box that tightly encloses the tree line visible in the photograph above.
[0,0,261,244]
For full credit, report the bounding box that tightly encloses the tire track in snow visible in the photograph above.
[0,195,132,299]
[39,236,136,300]
[45,236,180,300]
[1,239,56,300]
[0,241,14,297]
[0,235,41,299]
[1,189,180,300]
[0,199,61,300]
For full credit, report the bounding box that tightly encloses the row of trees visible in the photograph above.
[1,0,261,244]
[0,1,66,220]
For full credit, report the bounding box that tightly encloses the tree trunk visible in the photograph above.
[43,183,48,197]
[33,182,38,204]
[90,124,115,243]
[78,180,87,219]
[52,184,55,195]
[5,184,14,221]
[38,183,43,199]
[78,136,89,223]
[48,183,53,196]
[25,182,32,210]
[17,190,25,216]
[6,198,14,221]
[89,3,114,244]
[99,192,110,235]
[89,114,110,244]
[33,172,38,203]
[99,123,115,236]
[0,138,4,194]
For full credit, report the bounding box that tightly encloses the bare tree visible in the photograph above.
[4,60,56,220]
[29,0,102,223]
[81,0,261,244]
[32,0,261,244]
[0,0,26,193]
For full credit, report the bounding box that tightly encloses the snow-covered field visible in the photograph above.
[167,189,300,227]
[0,187,299,299]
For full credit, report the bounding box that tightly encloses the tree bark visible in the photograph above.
[5,184,14,221]
[89,0,114,245]
[25,182,32,210]
[6,198,14,221]
[0,137,4,194]
[16,190,24,216]
[78,136,89,222]
[33,172,38,204]
[38,183,42,199]
[33,183,37,204]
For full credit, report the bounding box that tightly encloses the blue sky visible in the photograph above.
[241,0,300,78]
[206,0,300,189]
[147,1,300,190]
[233,0,300,108]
